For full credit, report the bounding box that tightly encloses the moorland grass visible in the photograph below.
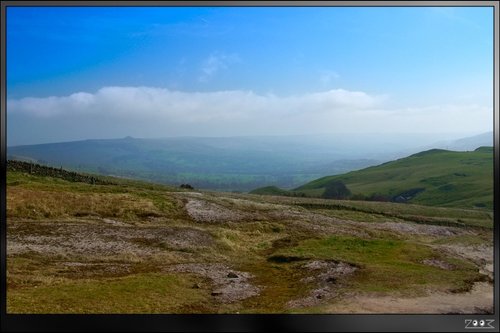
[278,235,485,296]
[7,273,209,314]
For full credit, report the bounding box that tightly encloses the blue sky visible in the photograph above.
[6,6,494,145]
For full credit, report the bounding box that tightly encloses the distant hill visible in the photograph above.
[7,136,376,192]
[430,131,493,152]
[7,133,493,195]
[474,146,493,153]
[254,147,493,209]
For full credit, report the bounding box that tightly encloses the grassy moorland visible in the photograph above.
[6,161,494,314]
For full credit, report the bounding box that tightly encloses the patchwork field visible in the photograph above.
[6,166,494,314]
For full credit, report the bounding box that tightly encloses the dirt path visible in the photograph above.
[324,282,493,314]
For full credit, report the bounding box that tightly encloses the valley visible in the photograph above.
[9,132,490,192]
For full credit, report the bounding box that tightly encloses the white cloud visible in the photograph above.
[7,86,491,138]
[198,52,240,82]
[7,92,96,118]
[8,86,382,118]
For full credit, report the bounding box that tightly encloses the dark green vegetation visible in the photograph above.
[7,136,379,192]
[7,165,493,314]
[253,147,493,210]
[321,181,351,199]
[7,160,115,186]
[248,186,293,196]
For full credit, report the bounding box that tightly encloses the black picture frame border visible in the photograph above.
[1,1,498,332]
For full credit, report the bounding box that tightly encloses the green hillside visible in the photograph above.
[249,186,291,196]
[294,147,493,209]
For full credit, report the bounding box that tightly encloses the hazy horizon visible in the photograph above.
[6,130,492,148]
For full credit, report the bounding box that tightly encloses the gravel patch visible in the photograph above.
[372,221,464,237]
[179,192,203,196]
[287,260,358,309]
[166,263,260,303]
[221,198,291,212]
[437,244,494,264]
[185,199,252,223]
[101,218,129,227]
[434,244,494,280]
[8,229,152,257]
[7,221,214,258]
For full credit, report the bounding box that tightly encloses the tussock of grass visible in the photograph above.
[237,260,312,313]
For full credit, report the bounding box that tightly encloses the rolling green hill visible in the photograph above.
[252,147,493,210]
[249,186,292,196]
[296,147,493,209]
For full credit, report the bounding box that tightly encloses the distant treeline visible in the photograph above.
[7,160,115,185]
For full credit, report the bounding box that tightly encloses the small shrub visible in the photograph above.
[322,181,351,199]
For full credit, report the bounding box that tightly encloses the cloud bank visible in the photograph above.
[8,86,383,119]
[7,86,492,144]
